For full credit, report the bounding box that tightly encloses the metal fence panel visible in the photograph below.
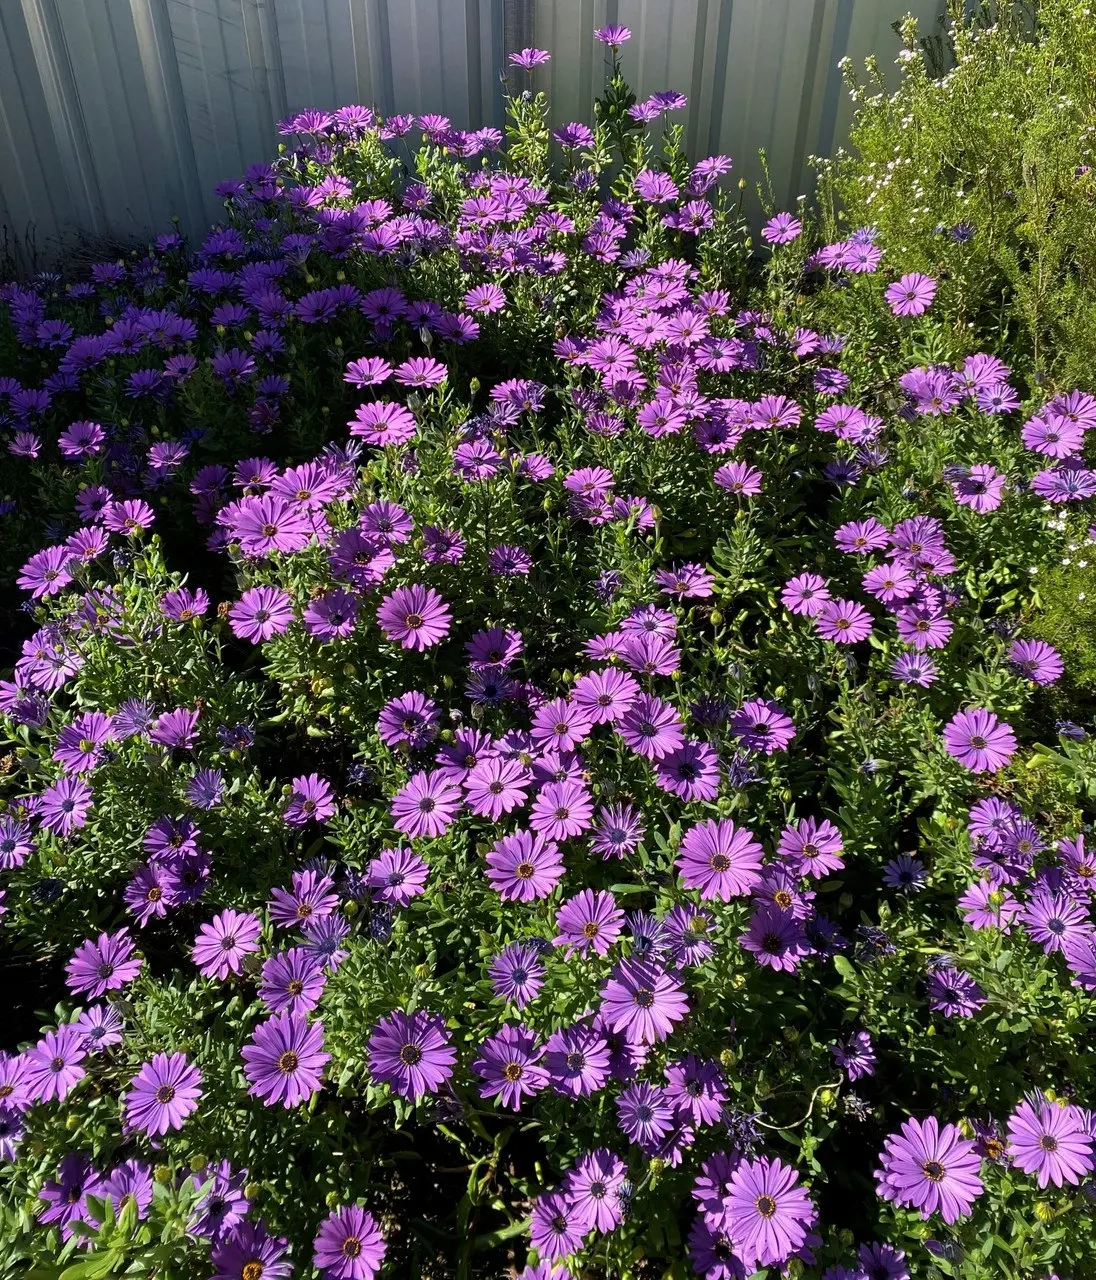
[0,0,946,268]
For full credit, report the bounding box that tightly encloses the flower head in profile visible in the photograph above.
[509,47,551,69]
[594,25,631,47]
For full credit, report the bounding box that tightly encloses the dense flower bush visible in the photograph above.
[1,18,1095,1280]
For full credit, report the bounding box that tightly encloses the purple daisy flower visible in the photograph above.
[529,1189,583,1262]
[942,708,1017,772]
[832,1030,876,1081]
[124,1052,202,1135]
[676,818,764,900]
[875,1116,984,1222]
[617,694,685,760]
[242,1012,329,1107]
[268,869,339,928]
[781,573,831,617]
[927,967,986,1017]
[259,947,327,1015]
[885,273,937,317]
[188,1159,249,1240]
[740,907,809,972]
[390,771,461,840]
[486,829,564,901]
[471,1023,547,1110]
[365,847,429,906]
[229,586,294,643]
[313,1204,387,1280]
[554,889,624,957]
[777,818,845,878]
[39,775,93,836]
[544,1023,611,1097]
[1009,639,1064,685]
[65,929,142,1000]
[529,779,594,841]
[664,1053,728,1126]
[192,909,262,980]
[617,1081,674,1145]
[731,700,796,754]
[488,942,546,1008]
[654,739,721,801]
[590,803,645,860]
[724,1155,816,1271]
[564,1147,626,1233]
[599,959,688,1045]
[284,773,336,825]
[464,757,531,820]
[1007,1099,1094,1187]
[376,584,452,649]
[367,1009,455,1101]
[211,1220,292,1280]
[378,691,441,750]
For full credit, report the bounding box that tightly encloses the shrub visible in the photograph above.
[0,22,1095,1280]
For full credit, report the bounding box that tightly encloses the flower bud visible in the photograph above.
[154,1165,173,1184]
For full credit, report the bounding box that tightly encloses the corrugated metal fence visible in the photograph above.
[0,0,946,268]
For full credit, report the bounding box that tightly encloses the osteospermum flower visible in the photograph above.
[942,708,1017,772]
[283,773,336,825]
[488,942,546,1008]
[242,1013,329,1108]
[676,818,763,900]
[486,829,564,901]
[1007,1098,1095,1187]
[777,818,844,878]
[313,1205,387,1280]
[471,1023,547,1110]
[599,959,689,1045]
[365,848,429,907]
[782,573,831,617]
[885,273,937,317]
[367,1009,455,1100]
[65,929,142,1000]
[724,1156,816,1271]
[554,889,624,957]
[124,1052,202,1135]
[390,771,461,839]
[1009,639,1064,685]
[211,1221,292,1280]
[192,909,262,980]
[229,586,294,643]
[875,1116,984,1222]
[376,584,452,649]
[731,700,796,755]
[816,598,873,644]
[24,1027,87,1103]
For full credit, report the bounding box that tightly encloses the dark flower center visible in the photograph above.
[755,1194,777,1218]
[710,853,730,873]
[277,1051,299,1073]
[50,1057,66,1072]
[969,735,987,750]
[502,1061,524,1082]
[155,1085,176,1104]
[404,613,423,629]
[1047,917,1066,936]
[553,806,570,820]
[581,921,600,938]
[261,523,278,538]
[1039,1134,1059,1152]
[922,1159,946,1182]
[341,1236,363,1258]
[633,988,654,1009]
[515,861,535,880]
[97,963,114,979]
[773,890,793,909]
[399,1044,422,1066]
[288,980,304,995]
[147,887,163,902]
[241,1262,264,1280]
[762,932,783,953]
